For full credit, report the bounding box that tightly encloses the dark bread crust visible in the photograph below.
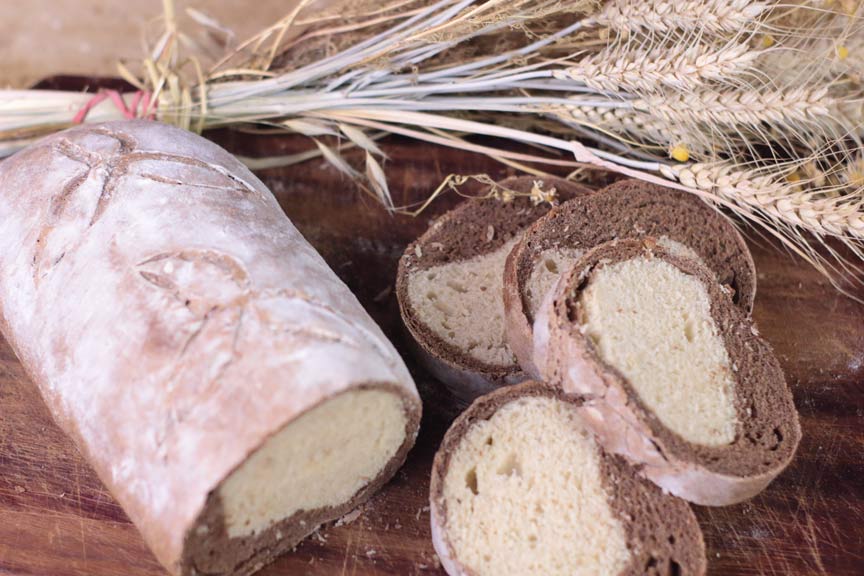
[504,179,757,377]
[430,381,707,576]
[396,176,593,401]
[183,382,422,576]
[534,238,800,506]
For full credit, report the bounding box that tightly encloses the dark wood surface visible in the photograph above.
[1,125,863,576]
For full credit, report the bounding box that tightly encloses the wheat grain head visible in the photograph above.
[555,40,764,93]
[661,160,864,239]
[595,0,769,35]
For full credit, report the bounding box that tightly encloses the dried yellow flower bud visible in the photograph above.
[670,144,690,163]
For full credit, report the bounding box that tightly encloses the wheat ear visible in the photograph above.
[634,87,834,127]
[595,0,769,35]
[550,104,669,139]
[556,41,762,93]
[660,162,864,239]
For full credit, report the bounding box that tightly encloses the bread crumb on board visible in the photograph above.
[415,505,430,521]
[373,286,393,303]
[335,507,364,527]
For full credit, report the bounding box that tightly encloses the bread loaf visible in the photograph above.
[396,176,592,404]
[504,179,757,377]
[0,121,421,575]
[534,238,800,505]
[430,381,707,576]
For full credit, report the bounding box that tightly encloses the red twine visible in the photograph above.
[72,89,157,124]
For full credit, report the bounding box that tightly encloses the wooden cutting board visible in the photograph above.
[1,114,863,575]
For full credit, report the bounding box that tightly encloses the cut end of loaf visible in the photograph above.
[579,254,738,446]
[221,389,407,538]
[431,382,707,576]
[185,386,417,575]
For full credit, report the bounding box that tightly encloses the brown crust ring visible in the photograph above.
[429,381,707,576]
[534,238,800,506]
[182,382,422,576]
[503,179,757,378]
[396,176,593,402]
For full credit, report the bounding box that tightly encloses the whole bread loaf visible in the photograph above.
[534,238,800,505]
[0,121,421,575]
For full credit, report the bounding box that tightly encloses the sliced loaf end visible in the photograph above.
[396,176,592,403]
[430,381,706,576]
[534,238,800,506]
[504,179,757,378]
[183,384,421,576]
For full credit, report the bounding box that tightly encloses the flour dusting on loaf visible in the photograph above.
[0,120,421,576]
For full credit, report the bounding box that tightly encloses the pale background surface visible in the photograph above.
[0,0,317,87]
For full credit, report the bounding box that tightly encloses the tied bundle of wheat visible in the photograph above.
[1,0,863,286]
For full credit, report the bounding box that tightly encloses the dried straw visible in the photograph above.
[0,0,862,287]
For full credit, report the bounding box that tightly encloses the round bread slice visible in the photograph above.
[430,381,707,576]
[396,176,592,404]
[534,238,800,506]
[503,179,757,378]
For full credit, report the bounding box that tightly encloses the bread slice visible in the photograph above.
[430,381,707,576]
[396,176,592,404]
[534,238,800,506]
[503,178,757,377]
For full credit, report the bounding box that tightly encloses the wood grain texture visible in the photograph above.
[1,120,863,575]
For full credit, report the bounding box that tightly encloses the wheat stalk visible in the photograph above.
[555,41,763,93]
[595,0,770,35]
[661,161,864,239]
